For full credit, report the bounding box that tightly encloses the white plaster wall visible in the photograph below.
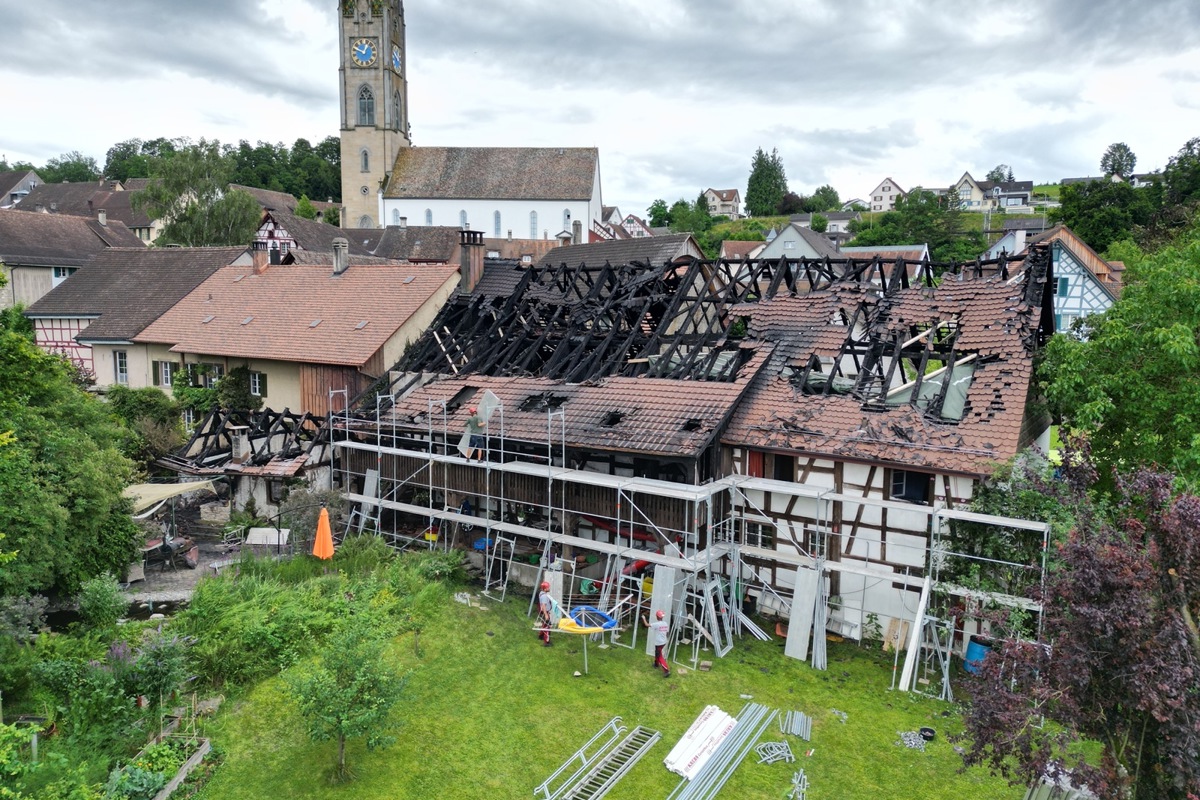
[381,198,597,241]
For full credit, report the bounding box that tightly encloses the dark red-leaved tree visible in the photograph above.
[959,465,1200,800]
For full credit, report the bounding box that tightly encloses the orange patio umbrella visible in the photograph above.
[312,506,335,560]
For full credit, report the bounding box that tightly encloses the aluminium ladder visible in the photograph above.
[562,726,661,800]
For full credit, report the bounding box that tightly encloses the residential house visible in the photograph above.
[756,223,842,260]
[987,224,1121,332]
[719,240,765,261]
[866,178,904,212]
[23,247,249,384]
[16,179,159,242]
[620,215,654,239]
[381,147,605,243]
[1129,173,1159,189]
[840,198,868,212]
[0,209,144,309]
[134,238,461,418]
[0,169,42,209]
[536,233,703,268]
[703,188,742,219]
[790,211,861,248]
[326,243,1054,657]
[255,207,376,261]
[838,244,930,262]
[950,172,1033,211]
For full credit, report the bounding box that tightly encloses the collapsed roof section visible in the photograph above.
[158,407,326,476]
[356,246,1051,475]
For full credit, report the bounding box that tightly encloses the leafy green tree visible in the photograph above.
[847,188,984,263]
[808,213,828,234]
[1051,178,1155,253]
[288,610,407,781]
[810,184,840,211]
[39,151,101,184]
[295,194,318,220]
[103,139,150,182]
[985,164,1011,183]
[776,191,806,215]
[0,328,141,596]
[133,139,261,247]
[1100,142,1136,179]
[106,385,183,467]
[745,147,788,217]
[647,199,669,227]
[324,206,340,227]
[1040,221,1200,487]
[1164,136,1200,206]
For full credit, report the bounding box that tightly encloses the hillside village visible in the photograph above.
[2,1,1200,799]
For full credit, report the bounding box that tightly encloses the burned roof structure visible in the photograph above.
[354,245,1051,478]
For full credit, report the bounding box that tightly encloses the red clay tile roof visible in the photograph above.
[723,275,1040,475]
[720,240,763,259]
[382,346,770,457]
[385,147,598,201]
[1027,224,1123,297]
[134,261,458,367]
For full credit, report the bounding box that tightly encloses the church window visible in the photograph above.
[530,211,538,239]
[392,209,400,225]
[393,91,403,132]
[459,210,468,229]
[358,215,372,228]
[360,149,370,172]
[425,208,433,225]
[494,211,501,237]
[357,86,375,126]
[563,208,571,230]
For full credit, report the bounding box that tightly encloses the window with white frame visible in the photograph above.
[784,240,796,249]
[392,209,400,224]
[151,360,177,388]
[742,518,776,549]
[114,351,128,385]
[425,208,433,225]
[530,211,538,239]
[459,210,468,228]
[494,210,501,237]
[562,208,571,230]
[52,266,77,287]
[249,371,267,397]
[890,469,932,505]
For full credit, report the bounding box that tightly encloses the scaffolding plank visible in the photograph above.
[785,567,820,662]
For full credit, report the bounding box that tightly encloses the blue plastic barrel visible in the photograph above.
[964,638,992,674]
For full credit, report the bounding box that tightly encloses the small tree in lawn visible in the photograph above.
[288,609,407,782]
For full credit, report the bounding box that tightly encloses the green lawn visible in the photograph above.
[194,583,1015,800]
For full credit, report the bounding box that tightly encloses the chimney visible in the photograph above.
[34,203,44,213]
[458,229,484,293]
[252,248,269,274]
[97,209,106,226]
[399,216,407,229]
[507,229,512,242]
[572,219,582,245]
[332,237,349,275]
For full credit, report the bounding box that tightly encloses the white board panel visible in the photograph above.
[785,566,820,661]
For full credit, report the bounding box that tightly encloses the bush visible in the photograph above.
[78,573,126,630]
[104,762,166,800]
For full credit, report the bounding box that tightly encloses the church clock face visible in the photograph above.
[351,38,377,67]
[391,44,402,72]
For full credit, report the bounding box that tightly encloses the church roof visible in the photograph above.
[535,234,701,268]
[385,147,597,201]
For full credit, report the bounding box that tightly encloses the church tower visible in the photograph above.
[338,0,410,229]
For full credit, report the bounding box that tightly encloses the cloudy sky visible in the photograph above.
[2,0,1199,216]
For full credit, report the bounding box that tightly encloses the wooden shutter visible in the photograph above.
[151,361,161,386]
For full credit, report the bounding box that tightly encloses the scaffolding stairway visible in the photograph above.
[535,718,661,800]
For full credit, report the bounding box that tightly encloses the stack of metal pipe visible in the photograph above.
[666,703,778,800]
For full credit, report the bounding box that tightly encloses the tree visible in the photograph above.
[103,139,151,182]
[811,184,840,212]
[985,164,1011,183]
[1050,178,1155,253]
[133,139,262,247]
[776,191,806,215]
[1163,136,1200,206]
[847,188,985,263]
[288,609,407,781]
[39,151,101,184]
[295,194,318,220]
[1040,221,1200,487]
[809,213,828,233]
[959,465,1200,799]
[0,324,141,596]
[745,147,788,217]
[647,199,670,228]
[1100,141,1137,179]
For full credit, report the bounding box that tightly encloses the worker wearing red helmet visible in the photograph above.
[643,608,671,678]
[537,580,554,646]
